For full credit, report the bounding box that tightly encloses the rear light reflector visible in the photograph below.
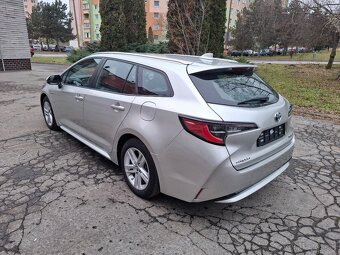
[179,116,257,145]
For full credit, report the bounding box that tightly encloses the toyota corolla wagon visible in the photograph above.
[41,53,295,203]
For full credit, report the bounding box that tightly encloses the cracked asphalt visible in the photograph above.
[0,63,339,255]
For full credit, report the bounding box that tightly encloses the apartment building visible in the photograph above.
[23,0,37,17]
[69,0,101,47]
[1,0,31,71]
[145,0,168,41]
[70,0,169,47]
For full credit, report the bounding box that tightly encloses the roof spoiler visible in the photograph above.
[201,53,213,58]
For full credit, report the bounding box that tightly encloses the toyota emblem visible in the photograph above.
[274,112,282,122]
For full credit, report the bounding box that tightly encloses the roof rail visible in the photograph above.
[91,52,190,65]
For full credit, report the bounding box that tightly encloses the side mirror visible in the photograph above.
[46,75,62,88]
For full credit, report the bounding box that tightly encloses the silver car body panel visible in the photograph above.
[42,52,295,203]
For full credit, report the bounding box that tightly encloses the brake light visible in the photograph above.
[179,116,257,145]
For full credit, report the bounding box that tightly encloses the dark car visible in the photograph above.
[230,50,242,57]
[260,49,273,56]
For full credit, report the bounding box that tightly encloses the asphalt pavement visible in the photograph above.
[0,63,339,255]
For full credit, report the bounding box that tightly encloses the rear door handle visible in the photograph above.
[111,103,125,111]
[74,95,84,101]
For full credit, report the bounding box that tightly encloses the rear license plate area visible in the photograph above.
[257,124,285,147]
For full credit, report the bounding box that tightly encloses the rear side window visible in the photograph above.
[97,59,133,93]
[137,67,171,96]
[189,68,279,107]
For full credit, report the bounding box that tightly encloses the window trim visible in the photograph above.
[61,57,174,97]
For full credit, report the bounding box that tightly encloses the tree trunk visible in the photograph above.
[326,31,339,69]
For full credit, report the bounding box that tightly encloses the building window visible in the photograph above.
[24,5,28,9]
[83,4,89,9]
[94,4,98,9]
[154,12,159,19]
[84,23,90,28]
[96,34,100,39]
[154,1,160,7]
[84,13,89,19]
[31,0,35,3]
[153,24,159,30]
[154,35,159,40]
[95,14,99,19]
[84,32,90,38]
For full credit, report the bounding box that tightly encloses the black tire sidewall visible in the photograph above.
[120,138,159,199]
[42,97,59,131]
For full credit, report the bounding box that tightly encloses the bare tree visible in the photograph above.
[167,0,208,55]
[299,0,340,69]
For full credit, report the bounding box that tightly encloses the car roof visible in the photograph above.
[90,52,254,74]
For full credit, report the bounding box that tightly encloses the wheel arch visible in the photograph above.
[114,131,164,193]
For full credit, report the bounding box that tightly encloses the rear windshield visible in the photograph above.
[189,68,279,107]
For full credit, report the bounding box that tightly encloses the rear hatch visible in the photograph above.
[188,66,293,170]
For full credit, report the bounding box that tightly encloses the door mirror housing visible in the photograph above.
[46,75,62,88]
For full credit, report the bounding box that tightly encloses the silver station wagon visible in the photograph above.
[41,53,295,203]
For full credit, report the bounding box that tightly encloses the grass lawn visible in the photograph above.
[256,64,340,117]
[31,56,70,65]
[248,48,340,62]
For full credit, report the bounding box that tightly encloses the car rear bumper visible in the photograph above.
[157,130,295,203]
[193,135,294,202]
[214,160,290,203]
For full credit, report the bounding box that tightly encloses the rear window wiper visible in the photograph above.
[238,96,269,105]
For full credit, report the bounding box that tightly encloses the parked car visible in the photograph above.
[252,50,259,56]
[30,46,34,57]
[260,49,274,56]
[242,50,250,57]
[54,45,66,52]
[42,44,49,51]
[32,44,41,51]
[48,45,56,51]
[230,50,242,57]
[64,46,73,52]
[41,53,295,202]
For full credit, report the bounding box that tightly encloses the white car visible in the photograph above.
[41,53,295,202]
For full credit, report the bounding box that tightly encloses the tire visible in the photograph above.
[120,138,160,199]
[41,97,60,131]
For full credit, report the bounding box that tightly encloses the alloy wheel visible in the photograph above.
[43,101,53,127]
[124,148,150,190]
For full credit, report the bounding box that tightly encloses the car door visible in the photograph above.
[52,58,102,136]
[82,59,137,153]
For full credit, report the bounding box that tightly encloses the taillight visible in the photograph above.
[179,116,257,145]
